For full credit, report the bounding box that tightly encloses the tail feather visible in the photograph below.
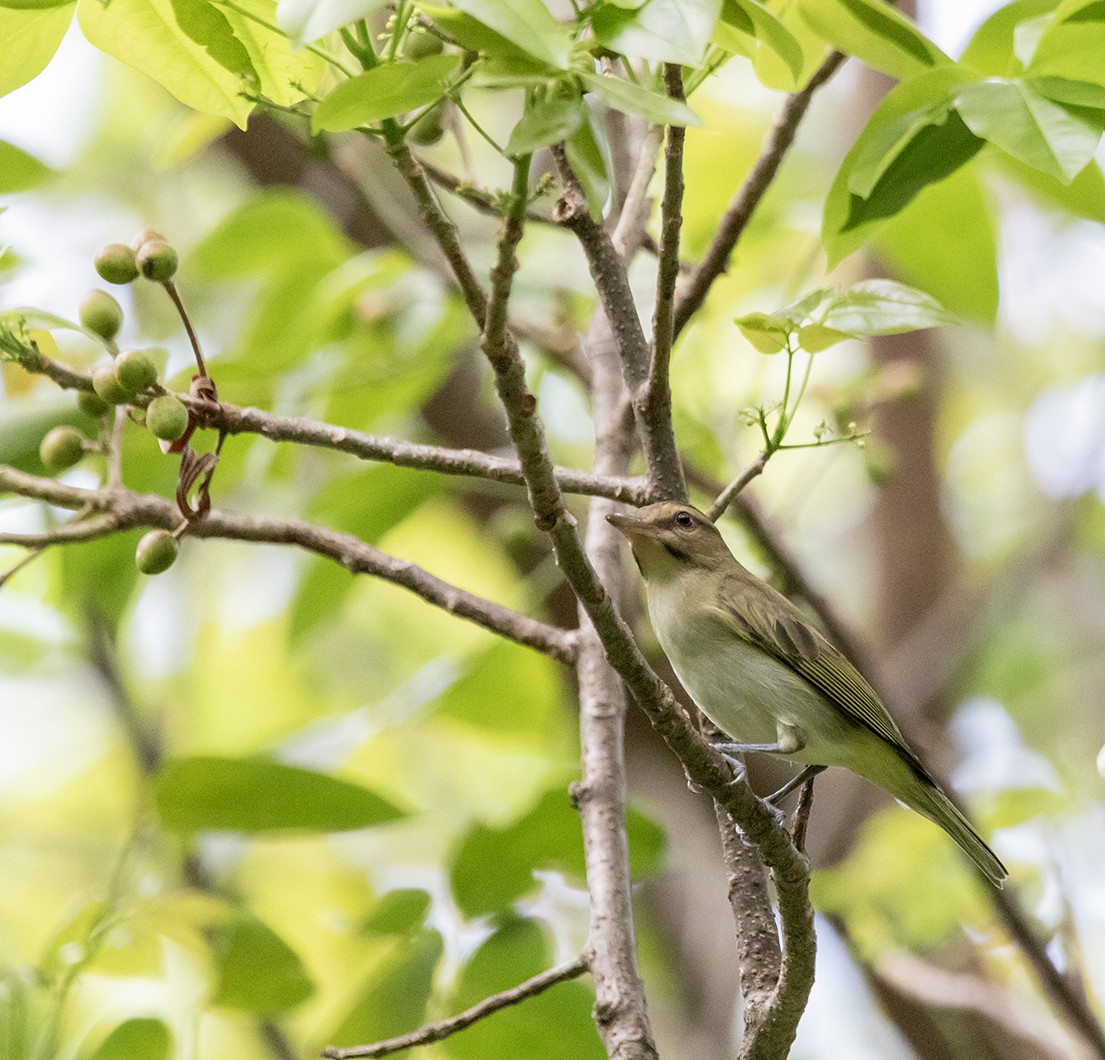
[911,778,1007,887]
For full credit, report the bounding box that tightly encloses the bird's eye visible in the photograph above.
[674,511,693,528]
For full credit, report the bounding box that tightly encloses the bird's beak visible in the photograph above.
[606,512,659,540]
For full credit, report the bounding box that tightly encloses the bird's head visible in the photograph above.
[607,502,732,582]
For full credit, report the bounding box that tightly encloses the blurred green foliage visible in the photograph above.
[0,2,1104,1059]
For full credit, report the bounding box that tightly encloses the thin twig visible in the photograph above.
[672,51,847,339]
[0,467,576,664]
[162,281,207,377]
[0,547,44,589]
[646,64,686,438]
[611,124,663,259]
[321,955,590,1058]
[791,775,816,854]
[552,145,686,502]
[14,352,649,504]
[707,452,767,522]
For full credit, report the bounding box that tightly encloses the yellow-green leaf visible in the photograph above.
[77,0,258,130]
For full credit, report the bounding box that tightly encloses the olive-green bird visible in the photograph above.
[608,501,1006,887]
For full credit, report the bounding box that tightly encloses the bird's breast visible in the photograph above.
[646,577,835,754]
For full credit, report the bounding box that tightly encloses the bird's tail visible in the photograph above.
[908,774,1007,887]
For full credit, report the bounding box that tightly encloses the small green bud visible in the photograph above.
[136,240,178,282]
[79,289,124,342]
[94,243,139,285]
[131,228,166,252]
[77,389,111,418]
[146,394,189,441]
[39,426,85,472]
[91,363,131,406]
[135,530,179,575]
[409,105,445,146]
[114,350,158,394]
[405,31,444,59]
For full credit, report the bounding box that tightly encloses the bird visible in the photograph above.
[607,500,1007,887]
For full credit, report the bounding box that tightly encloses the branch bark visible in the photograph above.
[552,145,686,502]
[321,956,590,1059]
[0,466,575,664]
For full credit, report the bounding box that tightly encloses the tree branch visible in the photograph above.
[551,144,687,502]
[321,955,590,1059]
[425,149,812,1060]
[0,467,576,664]
[645,65,686,440]
[672,51,847,339]
[13,351,650,505]
[576,310,659,1059]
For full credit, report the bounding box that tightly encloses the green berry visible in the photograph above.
[409,105,445,146]
[79,289,124,342]
[405,31,444,59]
[131,228,166,252]
[146,394,189,441]
[77,389,111,418]
[39,426,85,472]
[136,240,178,282]
[91,363,131,406]
[114,350,158,394]
[135,530,179,575]
[94,243,139,285]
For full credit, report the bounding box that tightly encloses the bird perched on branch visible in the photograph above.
[608,501,1006,887]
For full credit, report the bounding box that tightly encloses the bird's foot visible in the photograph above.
[765,765,826,806]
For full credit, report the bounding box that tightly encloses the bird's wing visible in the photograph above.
[713,574,915,758]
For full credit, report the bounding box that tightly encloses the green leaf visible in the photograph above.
[312,55,459,132]
[734,311,790,353]
[795,322,851,352]
[450,788,665,917]
[450,0,571,69]
[274,0,387,46]
[505,97,584,156]
[1025,0,1105,87]
[362,889,432,935]
[156,756,407,833]
[1032,75,1105,107]
[578,70,703,127]
[714,0,803,86]
[211,915,315,1014]
[995,151,1105,220]
[960,0,1059,75]
[0,4,72,99]
[328,930,443,1049]
[797,0,950,79]
[872,165,999,323]
[77,0,257,130]
[188,190,351,279]
[592,0,722,65]
[953,77,1105,182]
[822,67,982,265]
[421,4,533,60]
[818,279,958,336]
[564,104,611,215]
[215,0,327,107]
[87,1019,172,1060]
[847,98,955,199]
[446,918,602,1060]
